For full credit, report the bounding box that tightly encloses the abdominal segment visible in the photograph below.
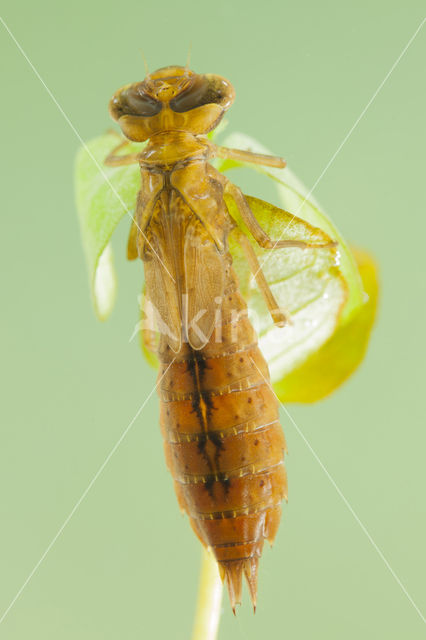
[157,265,287,610]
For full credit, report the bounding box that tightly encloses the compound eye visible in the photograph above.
[112,85,162,118]
[170,74,234,113]
[170,76,213,113]
[127,91,161,116]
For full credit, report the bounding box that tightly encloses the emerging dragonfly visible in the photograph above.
[105,66,336,610]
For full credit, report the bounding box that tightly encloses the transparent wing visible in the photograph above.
[143,199,182,353]
[183,215,225,350]
[143,192,225,352]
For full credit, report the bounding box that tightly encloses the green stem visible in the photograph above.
[191,548,223,640]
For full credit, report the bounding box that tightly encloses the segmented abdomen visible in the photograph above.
[158,263,287,609]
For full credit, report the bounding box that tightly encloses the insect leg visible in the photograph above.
[209,142,286,168]
[233,228,290,327]
[104,139,141,166]
[127,220,138,260]
[225,182,336,250]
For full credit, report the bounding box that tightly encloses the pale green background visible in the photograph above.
[1,1,425,638]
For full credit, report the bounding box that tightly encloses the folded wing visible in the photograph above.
[143,191,225,352]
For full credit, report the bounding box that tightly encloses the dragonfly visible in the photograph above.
[104,65,336,611]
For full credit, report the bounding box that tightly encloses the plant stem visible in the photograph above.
[191,548,223,640]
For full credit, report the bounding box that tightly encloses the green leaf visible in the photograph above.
[217,132,365,324]
[74,132,143,319]
[226,195,348,382]
[75,129,376,402]
[273,249,378,402]
[217,131,376,398]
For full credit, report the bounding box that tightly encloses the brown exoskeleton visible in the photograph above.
[106,65,334,610]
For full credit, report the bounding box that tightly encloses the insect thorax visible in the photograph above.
[140,131,209,168]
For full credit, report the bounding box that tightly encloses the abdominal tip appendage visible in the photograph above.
[220,557,259,612]
[223,561,243,613]
[244,557,259,612]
